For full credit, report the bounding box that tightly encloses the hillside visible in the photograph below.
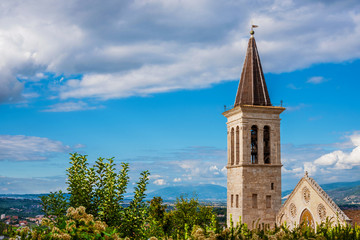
[146,184,227,201]
[1,180,359,207]
[147,181,360,207]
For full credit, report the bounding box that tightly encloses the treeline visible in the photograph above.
[0,198,42,218]
[39,153,216,239]
[4,153,360,239]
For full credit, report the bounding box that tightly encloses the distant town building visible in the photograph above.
[223,28,351,228]
[0,214,5,220]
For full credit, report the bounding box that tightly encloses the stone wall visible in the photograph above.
[223,105,285,227]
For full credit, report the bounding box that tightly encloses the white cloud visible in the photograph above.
[0,175,66,194]
[307,76,326,84]
[286,103,307,112]
[0,1,360,103]
[42,101,102,112]
[73,144,86,149]
[209,165,218,171]
[149,174,162,180]
[303,162,317,176]
[173,178,182,182]
[0,135,70,161]
[282,167,302,174]
[314,132,360,170]
[314,150,345,166]
[282,131,360,189]
[154,179,166,186]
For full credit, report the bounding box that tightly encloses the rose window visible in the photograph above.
[289,203,297,218]
[302,187,310,203]
[317,203,326,221]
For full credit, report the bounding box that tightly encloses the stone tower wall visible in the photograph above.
[224,106,284,227]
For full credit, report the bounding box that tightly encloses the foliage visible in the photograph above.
[40,190,68,223]
[12,209,360,239]
[11,206,120,240]
[0,221,16,237]
[0,198,43,218]
[163,195,218,239]
[146,196,168,238]
[40,152,150,238]
[33,152,360,239]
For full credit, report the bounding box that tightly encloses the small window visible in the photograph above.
[252,194,257,208]
[271,183,274,190]
[266,195,271,208]
[236,194,239,208]
[231,194,234,208]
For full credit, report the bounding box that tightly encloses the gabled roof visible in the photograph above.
[234,32,271,107]
[279,172,350,222]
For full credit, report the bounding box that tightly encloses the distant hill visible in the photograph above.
[147,181,360,206]
[146,184,227,201]
[320,180,360,191]
[1,180,359,206]
[281,181,360,206]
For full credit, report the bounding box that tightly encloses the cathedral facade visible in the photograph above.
[223,30,351,228]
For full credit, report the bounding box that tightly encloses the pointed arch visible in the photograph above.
[264,125,270,164]
[300,208,314,228]
[251,125,258,164]
[231,127,234,165]
[236,126,240,165]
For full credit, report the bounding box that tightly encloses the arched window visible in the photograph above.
[251,125,258,164]
[236,126,240,165]
[264,126,271,164]
[231,128,234,165]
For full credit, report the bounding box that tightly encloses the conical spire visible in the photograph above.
[234,31,271,106]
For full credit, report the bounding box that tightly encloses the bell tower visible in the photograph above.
[223,29,285,227]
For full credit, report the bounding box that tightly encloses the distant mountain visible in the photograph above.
[147,181,360,205]
[320,180,360,191]
[1,180,359,206]
[281,181,360,206]
[146,184,227,201]
[327,185,360,205]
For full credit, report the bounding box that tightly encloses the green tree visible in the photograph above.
[146,196,167,238]
[40,152,150,237]
[67,153,95,212]
[40,190,68,219]
[120,170,150,239]
[165,195,217,239]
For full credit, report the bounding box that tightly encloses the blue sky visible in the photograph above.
[0,0,360,194]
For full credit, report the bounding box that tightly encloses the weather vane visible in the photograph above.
[250,24,258,36]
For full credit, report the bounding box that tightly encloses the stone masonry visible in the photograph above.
[223,105,285,227]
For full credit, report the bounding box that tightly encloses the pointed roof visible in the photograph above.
[234,31,271,107]
[278,172,350,223]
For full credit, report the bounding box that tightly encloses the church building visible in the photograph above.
[223,28,351,228]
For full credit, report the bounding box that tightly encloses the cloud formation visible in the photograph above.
[314,132,360,170]
[0,135,70,161]
[42,101,102,112]
[123,146,227,191]
[282,131,360,189]
[307,76,326,84]
[0,175,66,194]
[1,0,360,103]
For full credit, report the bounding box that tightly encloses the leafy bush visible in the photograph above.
[11,206,119,240]
[40,153,150,239]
